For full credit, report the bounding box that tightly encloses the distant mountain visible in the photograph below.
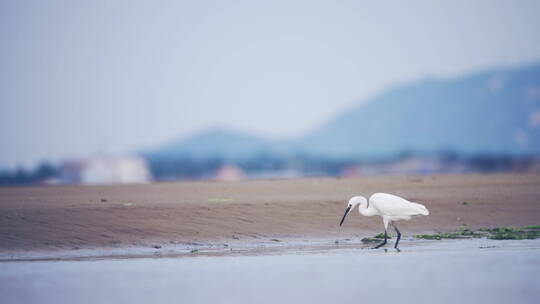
[149,62,540,161]
[150,128,272,160]
[302,63,540,158]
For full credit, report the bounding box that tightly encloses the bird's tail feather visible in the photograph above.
[411,202,429,215]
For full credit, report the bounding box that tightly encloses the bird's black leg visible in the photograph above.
[373,230,387,249]
[392,223,401,252]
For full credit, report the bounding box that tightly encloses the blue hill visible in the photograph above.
[302,63,540,158]
[150,62,540,160]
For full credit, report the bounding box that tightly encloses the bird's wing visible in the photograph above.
[370,193,429,216]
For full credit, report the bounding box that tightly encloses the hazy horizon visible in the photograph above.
[2,0,540,169]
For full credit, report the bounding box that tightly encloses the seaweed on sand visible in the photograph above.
[361,233,392,243]
[414,226,540,241]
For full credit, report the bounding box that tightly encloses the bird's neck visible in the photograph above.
[359,203,377,216]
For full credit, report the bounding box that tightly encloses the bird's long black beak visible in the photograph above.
[339,206,351,227]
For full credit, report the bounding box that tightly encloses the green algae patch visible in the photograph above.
[415,228,483,240]
[416,234,447,240]
[374,232,391,239]
[488,227,540,240]
[415,226,540,241]
[361,233,392,243]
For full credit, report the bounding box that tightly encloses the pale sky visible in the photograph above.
[1,0,540,168]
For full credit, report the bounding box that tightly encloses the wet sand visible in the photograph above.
[1,174,540,256]
[2,175,540,304]
[1,239,539,304]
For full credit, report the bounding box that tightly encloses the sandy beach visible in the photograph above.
[2,174,540,304]
[1,174,539,255]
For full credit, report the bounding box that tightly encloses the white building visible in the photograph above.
[61,156,151,185]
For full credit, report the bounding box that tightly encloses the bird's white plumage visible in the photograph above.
[340,192,430,250]
[370,193,429,217]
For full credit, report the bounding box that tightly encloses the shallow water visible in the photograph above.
[1,239,539,304]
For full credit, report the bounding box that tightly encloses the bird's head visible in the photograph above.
[339,196,367,226]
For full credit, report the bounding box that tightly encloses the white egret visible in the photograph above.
[339,193,429,251]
